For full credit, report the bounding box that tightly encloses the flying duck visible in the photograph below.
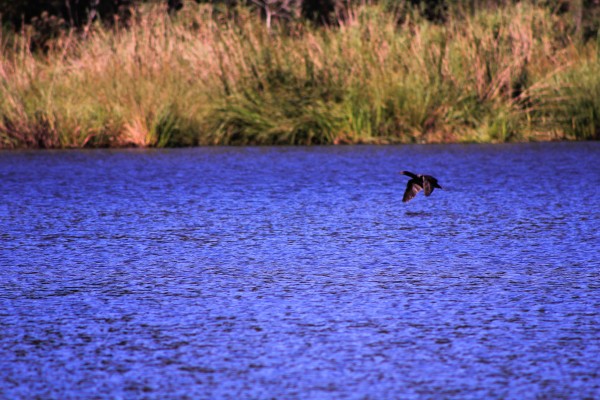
[400,171,443,202]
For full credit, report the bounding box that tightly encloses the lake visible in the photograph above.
[1,143,599,398]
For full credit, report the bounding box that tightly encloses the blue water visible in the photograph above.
[1,143,599,399]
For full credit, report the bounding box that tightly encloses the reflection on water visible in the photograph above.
[1,143,599,398]
[404,211,434,217]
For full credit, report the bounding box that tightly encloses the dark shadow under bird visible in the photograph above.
[400,171,443,203]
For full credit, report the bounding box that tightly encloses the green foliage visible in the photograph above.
[547,56,600,140]
[1,1,599,148]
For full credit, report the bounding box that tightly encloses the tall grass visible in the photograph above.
[0,2,598,148]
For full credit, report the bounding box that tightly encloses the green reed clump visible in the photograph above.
[545,50,600,140]
[0,2,598,148]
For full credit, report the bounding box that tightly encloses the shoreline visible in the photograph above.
[1,137,595,152]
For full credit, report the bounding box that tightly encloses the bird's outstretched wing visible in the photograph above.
[423,178,433,196]
[422,175,439,196]
[401,170,419,179]
[403,181,422,202]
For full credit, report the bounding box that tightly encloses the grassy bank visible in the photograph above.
[1,2,600,148]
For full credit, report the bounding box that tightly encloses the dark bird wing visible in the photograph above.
[422,175,438,196]
[403,181,422,202]
[423,178,433,196]
[401,170,419,179]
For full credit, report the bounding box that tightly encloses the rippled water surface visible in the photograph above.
[1,143,599,398]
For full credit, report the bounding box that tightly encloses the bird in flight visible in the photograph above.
[400,171,443,202]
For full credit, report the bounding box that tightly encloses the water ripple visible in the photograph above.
[1,143,599,398]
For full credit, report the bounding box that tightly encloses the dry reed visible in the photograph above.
[0,2,598,148]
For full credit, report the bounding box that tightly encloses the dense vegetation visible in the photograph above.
[1,0,600,147]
